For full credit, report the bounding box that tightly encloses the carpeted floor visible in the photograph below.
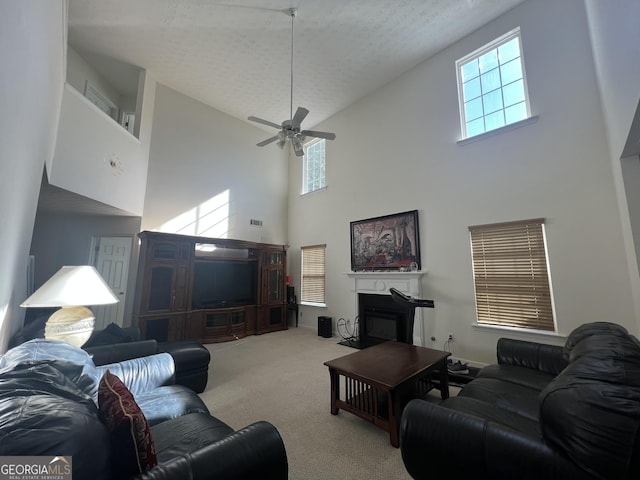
[198,327,446,480]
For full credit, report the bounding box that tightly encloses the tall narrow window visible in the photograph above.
[469,219,555,332]
[456,27,530,139]
[302,139,326,194]
[301,244,326,306]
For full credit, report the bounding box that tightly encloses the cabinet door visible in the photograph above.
[262,249,286,305]
[267,267,284,303]
[257,305,286,334]
[139,313,185,342]
[142,239,191,313]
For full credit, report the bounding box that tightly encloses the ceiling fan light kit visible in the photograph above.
[248,7,336,156]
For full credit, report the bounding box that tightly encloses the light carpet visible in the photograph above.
[198,327,432,480]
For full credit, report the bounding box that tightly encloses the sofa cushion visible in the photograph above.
[99,369,158,476]
[457,377,542,422]
[439,396,542,438]
[84,322,136,347]
[150,412,234,463]
[135,384,210,427]
[476,364,556,392]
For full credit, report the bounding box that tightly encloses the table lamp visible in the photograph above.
[20,265,119,347]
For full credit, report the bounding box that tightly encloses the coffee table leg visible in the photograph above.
[439,362,450,399]
[388,390,400,448]
[329,368,339,414]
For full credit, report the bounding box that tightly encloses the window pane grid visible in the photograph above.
[301,245,326,304]
[457,29,529,139]
[303,140,326,194]
[469,219,555,332]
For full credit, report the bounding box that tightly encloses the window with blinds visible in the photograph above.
[468,219,555,332]
[301,244,326,306]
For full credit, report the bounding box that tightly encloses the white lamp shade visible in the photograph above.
[21,265,119,307]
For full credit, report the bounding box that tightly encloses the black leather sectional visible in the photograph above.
[400,322,640,480]
[0,338,288,479]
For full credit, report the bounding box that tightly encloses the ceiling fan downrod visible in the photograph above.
[247,7,336,156]
[288,8,297,122]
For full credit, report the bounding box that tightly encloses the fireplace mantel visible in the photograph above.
[346,271,426,295]
[345,271,427,345]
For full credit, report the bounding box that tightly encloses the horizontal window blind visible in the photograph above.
[301,244,326,304]
[469,219,554,331]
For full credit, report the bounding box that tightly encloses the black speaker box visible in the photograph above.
[318,316,332,338]
[287,286,296,304]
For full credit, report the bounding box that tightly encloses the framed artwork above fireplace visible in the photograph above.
[350,210,421,271]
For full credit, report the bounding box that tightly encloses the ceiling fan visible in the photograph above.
[248,8,336,157]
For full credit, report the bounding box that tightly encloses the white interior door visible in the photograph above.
[92,236,132,329]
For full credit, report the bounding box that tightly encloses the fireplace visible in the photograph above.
[346,271,427,347]
[357,293,407,348]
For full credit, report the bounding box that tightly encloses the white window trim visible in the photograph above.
[301,138,327,195]
[472,322,565,342]
[456,26,533,141]
[300,301,327,308]
[457,115,538,146]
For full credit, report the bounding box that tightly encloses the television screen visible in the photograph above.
[191,260,257,309]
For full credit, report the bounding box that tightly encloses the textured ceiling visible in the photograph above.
[67,0,527,132]
[44,0,526,217]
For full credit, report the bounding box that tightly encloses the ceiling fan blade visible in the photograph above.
[291,107,309,129]
[292,137,304,156]
[256,135,280,147]
[248,116,281,129]
[301,130,336,140]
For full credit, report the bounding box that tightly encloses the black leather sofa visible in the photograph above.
[11,318,211,393]
[0,338,288,480]
[400,322,640,480]
[82,330,211,393]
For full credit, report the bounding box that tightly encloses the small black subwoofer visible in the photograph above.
[287,286,296,304]
[318,316,332,338]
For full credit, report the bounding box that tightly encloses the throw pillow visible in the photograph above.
[84,322,135,347]
[98,369,157,476]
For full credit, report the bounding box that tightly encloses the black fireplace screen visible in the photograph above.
[358,294,407,348]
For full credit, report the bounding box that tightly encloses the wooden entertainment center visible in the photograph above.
[133,231,288,343]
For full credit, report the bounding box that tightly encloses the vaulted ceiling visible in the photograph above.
[41,0,528,217]
[67,0,527,131]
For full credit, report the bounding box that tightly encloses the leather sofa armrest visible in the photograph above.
[400,399,589,480]
[96,352,175,395]
[135,421,288,480]
[85,339,158,366]
[496,338,567,375]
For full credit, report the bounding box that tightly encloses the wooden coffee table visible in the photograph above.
[324,341,450,447]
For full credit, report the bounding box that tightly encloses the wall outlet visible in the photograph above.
[448,332,454,342]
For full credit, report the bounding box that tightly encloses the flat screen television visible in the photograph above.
[191,260,258,309]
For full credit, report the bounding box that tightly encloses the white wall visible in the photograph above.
[143,85,289,244]
[30,213,141,327]
[288,0,638,364]
[67,46,123,115]
[49,75,155,216]
[585,0,640,330]
[0,1,66,350]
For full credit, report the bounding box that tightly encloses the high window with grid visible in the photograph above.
[302,139,326,194]
[456,27,530,139]
[301,244,326,306]
[468,219,556,332]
